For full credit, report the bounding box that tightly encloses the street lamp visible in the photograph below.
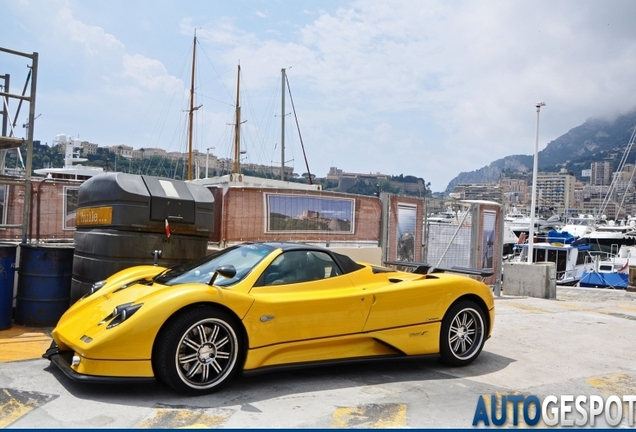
[527,101,546,264]
[206,147,215,178]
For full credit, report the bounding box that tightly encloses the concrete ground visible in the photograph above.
[1,286,636,428]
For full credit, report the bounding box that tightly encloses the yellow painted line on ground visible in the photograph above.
[0,388,58,428]
[586,372,636,395]
[137,408,231,429]
[0,326,52,363]
[554,302,590,311]
[557,294,605,303]
[332,403,407,428]
[505,302,554,314]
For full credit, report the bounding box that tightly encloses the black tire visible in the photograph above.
[153,306,243,394]
[439,300,486,367]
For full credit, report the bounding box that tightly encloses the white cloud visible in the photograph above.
[53,6,125,57]
[122,54,182,93]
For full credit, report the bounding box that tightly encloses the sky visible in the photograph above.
[3,0,636,192]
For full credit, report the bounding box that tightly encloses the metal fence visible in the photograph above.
[423,201,503,294]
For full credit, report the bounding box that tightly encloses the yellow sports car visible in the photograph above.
[44,242,495,395]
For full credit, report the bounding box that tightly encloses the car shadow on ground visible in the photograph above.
[42,349,515,409]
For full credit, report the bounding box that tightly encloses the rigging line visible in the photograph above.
[616,148,636,215]
[597,125,636,217]
[196,41,235,101]
[9,67,32,137]
[241,75,275,168]
[197,93,235,107]
[285,74,312,184]
[243,75,280,175]
[141,44,190,151]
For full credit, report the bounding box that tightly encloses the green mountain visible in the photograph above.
[445,109,636,192]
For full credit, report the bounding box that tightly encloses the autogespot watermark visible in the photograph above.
[472,394,636,427]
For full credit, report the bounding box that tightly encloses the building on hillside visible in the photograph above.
[108,144,135,159]
[79,141,98,155]
[326,166,423,195]
[578,184,609,217]
[591,161,613,186]
[499,177,528,207]
[139,147,167,158]
[535,170,575,216]
[617,163,636,181]
[452,184,503,203]
[326,167,343,180]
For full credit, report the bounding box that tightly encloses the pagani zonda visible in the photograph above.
[44,242,495,394]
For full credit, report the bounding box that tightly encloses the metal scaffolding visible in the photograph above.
[0,46,38,243]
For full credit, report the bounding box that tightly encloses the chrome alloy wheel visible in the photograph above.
[447,307,484,360]
[175,318,239,389]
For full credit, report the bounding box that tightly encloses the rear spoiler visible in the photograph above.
[383,261,494,278]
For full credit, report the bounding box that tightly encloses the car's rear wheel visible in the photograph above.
[153,307,243,394]
[439,300,486,366]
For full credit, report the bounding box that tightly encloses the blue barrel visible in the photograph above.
[0,244,17,330]
[15,244,75,327]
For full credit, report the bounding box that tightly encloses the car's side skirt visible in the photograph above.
[242,353,439,377]
[244,322,441,371]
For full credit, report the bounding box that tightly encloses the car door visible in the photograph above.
[244,250,372,348]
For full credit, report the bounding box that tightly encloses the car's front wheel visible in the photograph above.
[153,306,243,394]
[439,300,486,366]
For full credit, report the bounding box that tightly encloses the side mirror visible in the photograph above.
[151,249,162,266]
[209,265,237,285]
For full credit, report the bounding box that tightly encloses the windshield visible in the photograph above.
[155,243,275,287]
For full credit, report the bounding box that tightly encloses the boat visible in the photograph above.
[579,245,631,289]
[34,134,105,180]
[509,230,592,286]
[504,207,527,223]
[427,208,460,224]
[559,214,597,239]
[585,224,636,253]
[507,214,562,239]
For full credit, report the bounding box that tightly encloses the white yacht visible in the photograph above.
[585,223,636,253]
[34,134,105,181]
[560,214,597,239]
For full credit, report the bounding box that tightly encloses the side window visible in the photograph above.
[309,251,342,279]
[261,250,343,286]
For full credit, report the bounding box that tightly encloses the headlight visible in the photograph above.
[99,302,144,329]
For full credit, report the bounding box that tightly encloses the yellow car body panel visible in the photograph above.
[244,274,371,348]
[354,270,495,333]
[73,357,154,378]
[52,279,255,361]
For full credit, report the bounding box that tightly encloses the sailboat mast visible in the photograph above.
[233,64,241,174]
[187,32,196,181]
[281,68,286,181]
